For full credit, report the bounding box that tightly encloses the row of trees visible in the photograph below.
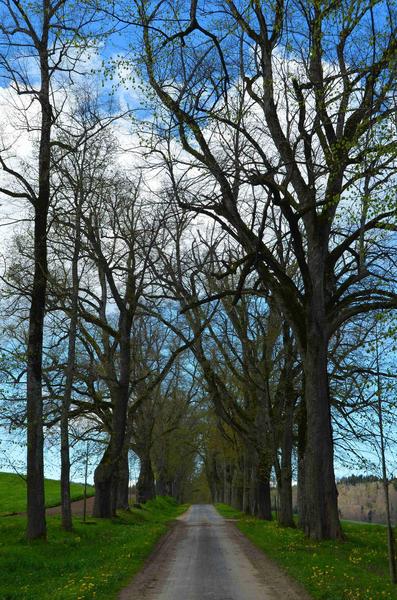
[127,0,397,540]
[0,0,396,544]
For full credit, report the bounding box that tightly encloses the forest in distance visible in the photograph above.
[0,0,397,574]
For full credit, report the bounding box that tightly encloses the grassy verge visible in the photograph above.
[0,472,95,516]
[216,503,397,600]
[0,496,187,599]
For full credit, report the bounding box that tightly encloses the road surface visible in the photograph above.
[119,504,311,600]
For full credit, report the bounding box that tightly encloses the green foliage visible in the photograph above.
[0,472,95,516]
[216,504,397,600]
[0,496,187,599]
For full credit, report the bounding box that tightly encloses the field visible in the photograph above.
[0,472,95,516]
[0,496,186,600]
[216,504,397,600]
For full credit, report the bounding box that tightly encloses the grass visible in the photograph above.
[0,496,187,600]
[0,472,95,516]
[216,503,397,600]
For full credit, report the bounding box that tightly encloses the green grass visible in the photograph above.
[216,503,397,600]
[0,496,187,600]
[0,472,95,516]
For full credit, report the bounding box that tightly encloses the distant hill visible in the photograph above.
[0,471,94,516]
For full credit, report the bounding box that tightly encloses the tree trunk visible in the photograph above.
[248,463,257,516]
[296,396,306,527]
[26,48,52,541]
[223,462,233,506]
[254,458,272,520]
[278,471,294,528]
[60,399,73,530]
[136,454,156,504]
[300,313,342,540]
[155,449,169,497]
[156,473,168,497]
[231,467,243,510]
[116,455,130,510]
[242,452,249,513]
[93,411,129,517]
[93,447,114,517]
[156,469,173,497]
[205,458,217,503]
[277,396,295,527]
[26,204,48,541]
[93,311,132,518]
[60,195,81,531]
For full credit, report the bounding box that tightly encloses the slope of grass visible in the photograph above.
[0,496,187,600]
[216,503,397,600]
[0,472,95,516]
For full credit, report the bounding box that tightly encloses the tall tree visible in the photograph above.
[0,0,99,539]
[130,0,397,539]
[50,94,117,530]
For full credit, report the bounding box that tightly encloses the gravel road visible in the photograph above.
[119,504,311,600]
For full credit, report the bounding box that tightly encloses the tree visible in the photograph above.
[49,93,121,529]
[48,146,198,516]
[150,209,300,523]
[131,326,202,504]
[130,0,397,539]
[0,0,100,539]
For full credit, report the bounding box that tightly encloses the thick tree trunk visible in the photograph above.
[278,470,294,528]
[254,458,272,520]
[156,470,173,497]
[156,450,169,496]
[93,414,129,517]
[231,467,243,510]
[26,205,48,541]
[300,314,342,539]
[93,312,132,518]
[277,397,295,527]
[93,405,129,517]
[136,454,156,504]
[26,50,52,541]
[93,447,114,517]
[156,472,168,497]
[116,447,130,510]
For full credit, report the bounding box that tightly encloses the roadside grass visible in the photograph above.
[0,496,187,600]
[0,472,95,516]
[216,503,397,600]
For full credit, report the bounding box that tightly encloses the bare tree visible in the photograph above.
[49,93,120,529]
[0,0,101,539]
[129,0,397,539]
[149,209,300,523]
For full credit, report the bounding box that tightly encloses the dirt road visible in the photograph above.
[119,504,311,600]
[45,495,95,516]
